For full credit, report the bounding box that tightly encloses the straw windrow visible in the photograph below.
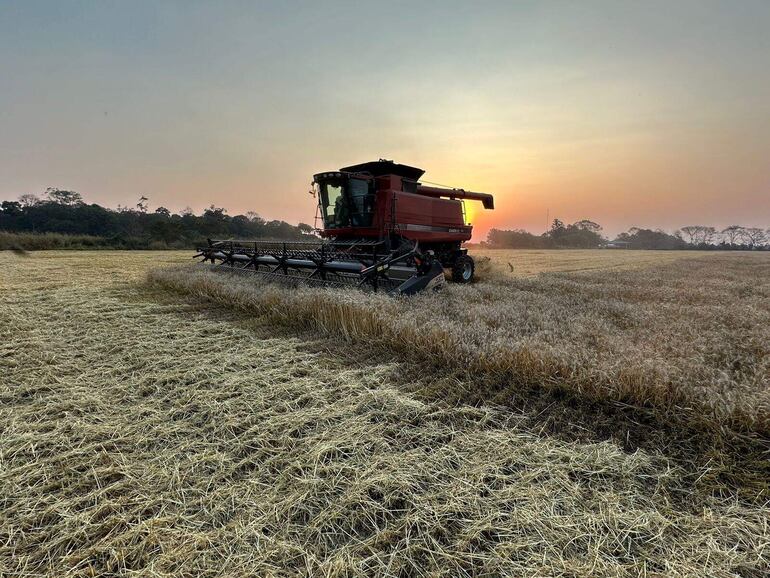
[148,253,770,438]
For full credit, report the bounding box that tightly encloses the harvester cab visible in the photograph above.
[196,160,494,295]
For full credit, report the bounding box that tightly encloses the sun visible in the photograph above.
[463,200,479,226]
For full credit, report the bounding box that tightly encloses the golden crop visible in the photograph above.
[2,250,768,577]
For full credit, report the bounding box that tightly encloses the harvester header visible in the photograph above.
[196,159,495,295]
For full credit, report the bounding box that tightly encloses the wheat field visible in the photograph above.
[151,251,770,437]
[1,250,768,577]
[472,248,704,277]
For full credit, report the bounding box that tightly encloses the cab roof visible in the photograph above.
[340,160,425,181]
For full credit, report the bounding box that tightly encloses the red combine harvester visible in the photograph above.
[196,159,494,294]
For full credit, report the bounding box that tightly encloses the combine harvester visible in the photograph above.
[195,160,494,295]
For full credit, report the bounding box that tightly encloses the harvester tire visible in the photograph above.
[451,254,474,283]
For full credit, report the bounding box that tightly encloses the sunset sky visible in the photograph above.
[2,1,769,239]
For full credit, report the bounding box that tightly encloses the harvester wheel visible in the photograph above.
[451,254,474,283]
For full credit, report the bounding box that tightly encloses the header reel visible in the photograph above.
[194,238,445,296]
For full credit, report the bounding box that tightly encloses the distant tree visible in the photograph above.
[154,206,171,218]
[573,219,602,232]
[203,205,227,219]
[615,228,687,250]
[18,193,40,207]
[679,226,699,245]
[230,214,252,235]
[136,196,149,213]
[297,222,314,234]
[545,219,566,244]
[246,211,264,224]
[487,228,548,249]
[741,227,767,248]
[45,188,83,206]
[721,225,746,246]
[546,218,604,248]
[680,225,716,246]
[148,219,184,244]
[549,219,565,234]
[1,200,22,216]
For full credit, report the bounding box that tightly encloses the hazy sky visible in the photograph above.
[2,0,769,239]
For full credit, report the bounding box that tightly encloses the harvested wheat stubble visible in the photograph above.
[1,252,769,577]
[472,248,700,277]
[149,253,770,438]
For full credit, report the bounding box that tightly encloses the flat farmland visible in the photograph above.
[1,249,768,577]
[473,248,712,277]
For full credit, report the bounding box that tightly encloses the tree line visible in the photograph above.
[0,189,315,249]
[2,189,767,251]
[486,220,769,250]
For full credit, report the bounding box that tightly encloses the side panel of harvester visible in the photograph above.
[389,191,472,243]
